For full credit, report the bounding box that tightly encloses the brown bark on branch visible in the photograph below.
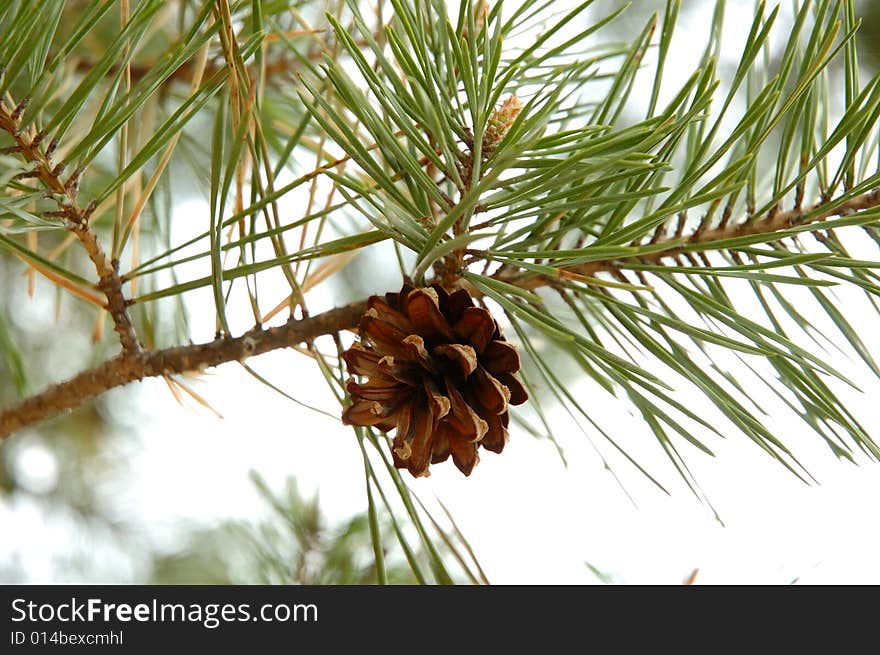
[0,301,366,439]
[0,99,141,353]
[494,189,880,289]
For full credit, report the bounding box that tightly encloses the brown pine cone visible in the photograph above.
[341,282,528,477]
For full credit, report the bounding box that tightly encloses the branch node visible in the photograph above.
[30,130,45,149]
[65,167,84,197]
[674,212,687,238]
[13,169,41,181]
[11,97,29,123]
[718,203,733,230]
[45,139,58,159]
[241,336,258,356]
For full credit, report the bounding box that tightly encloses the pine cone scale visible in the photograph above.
[497,372,528,405]
[472,366,511,415]
[377,356,420,386]
[481,340,521,374]
[342,399,392,427]
[403,287,455,339]
[452,306,496,353]
[430,424,453,464]
[475,405,508,453]
[445,379,488,442]
[424,379,452,419]
[366,296,414,332]
[412,400,438,475]
[433,343,478,377]
[359,315,410,359]
[450,432,479,476]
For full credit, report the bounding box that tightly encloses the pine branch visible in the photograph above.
[492,189,880,288]
[0,0,877,493]
[4,185,876,440]
[0,96,140,353]
[0,300,366,438]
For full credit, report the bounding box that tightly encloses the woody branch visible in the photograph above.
[492,190,880,289]
[0,97,141,354]
[1,188,878,439]
[0,301,366,438]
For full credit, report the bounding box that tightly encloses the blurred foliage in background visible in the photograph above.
[150,473,426,584]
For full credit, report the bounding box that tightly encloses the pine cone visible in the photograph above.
[341,282,528,477]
